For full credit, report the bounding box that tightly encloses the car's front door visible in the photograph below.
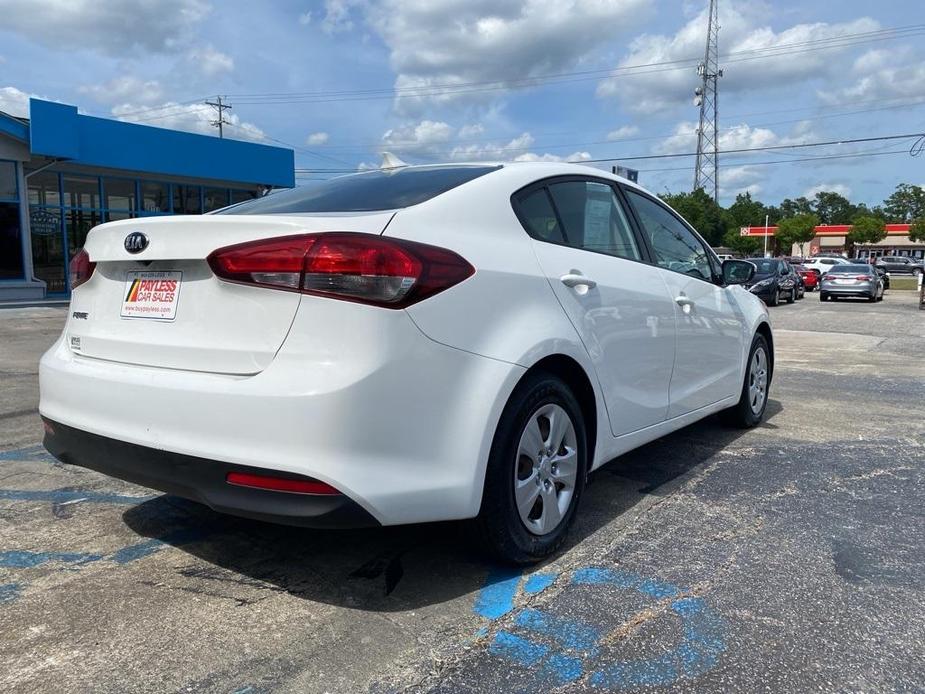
[513,178,677,437]
[622,188,746,418]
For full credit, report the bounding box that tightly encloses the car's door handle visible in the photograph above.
[560,273,597,290]
[674,295,695,307]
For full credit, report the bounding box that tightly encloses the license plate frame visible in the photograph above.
[120,270,183,321]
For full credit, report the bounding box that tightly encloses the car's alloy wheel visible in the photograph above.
[476,373,587,564]
[514,403,578,536]
[724,332,771,428]
[747,346,769,415]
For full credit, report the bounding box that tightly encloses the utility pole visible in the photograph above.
[205,96,232,138]
[693,0,723,201]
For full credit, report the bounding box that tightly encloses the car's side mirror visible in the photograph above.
[722,259,755,285]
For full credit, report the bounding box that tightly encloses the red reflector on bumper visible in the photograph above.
[226,471,341,495]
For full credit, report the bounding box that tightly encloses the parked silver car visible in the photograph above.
[820,264,885,302]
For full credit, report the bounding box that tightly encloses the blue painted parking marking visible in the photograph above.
[0,549,103,568]
[0,583,23,604]
[472,566,727,689]
[0,445,52,463]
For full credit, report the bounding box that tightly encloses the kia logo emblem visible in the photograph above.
[124,232,149,254]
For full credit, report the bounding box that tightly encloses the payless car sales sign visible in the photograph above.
[121,271,183,320]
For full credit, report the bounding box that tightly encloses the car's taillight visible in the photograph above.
[68,248,96,290]
[207,233,474,308]
[856,275,873,281]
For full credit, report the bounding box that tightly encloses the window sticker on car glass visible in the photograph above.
[584,184,613,251]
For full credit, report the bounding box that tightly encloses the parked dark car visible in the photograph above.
[875,255,923,276]
[820,264,885,302]
[744,258,800,306]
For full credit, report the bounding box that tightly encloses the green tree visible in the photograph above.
[659,188,727,245]
[725,192,769,230]
[779,197,812,218]
[776,214,819,257]
[883,184,925,222]
[908,218,925,243]
[812,191,857,224]
[847,215,887,255]
[722,226,761,256]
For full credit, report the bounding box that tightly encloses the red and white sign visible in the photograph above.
[121,271,182,320]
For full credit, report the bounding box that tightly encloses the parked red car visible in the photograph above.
[793,264,819,291]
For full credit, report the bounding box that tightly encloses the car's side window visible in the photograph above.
[624,189,713,282]
[546,180,642,261]
[513,187,566,244]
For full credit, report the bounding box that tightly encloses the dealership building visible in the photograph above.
[0,98,294,302]
[741,223,924,259]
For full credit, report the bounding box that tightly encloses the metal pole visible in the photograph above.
[764,214,769,257]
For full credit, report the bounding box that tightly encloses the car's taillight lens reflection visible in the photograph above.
[207,232,474,308]
[68,248,96,290]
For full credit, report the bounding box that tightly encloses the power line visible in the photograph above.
[292,131,925,173]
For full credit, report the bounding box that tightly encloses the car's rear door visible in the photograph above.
[621,187,746,418]
[513,177,677,436]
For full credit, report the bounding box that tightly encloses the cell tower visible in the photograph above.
[693,0,723,200]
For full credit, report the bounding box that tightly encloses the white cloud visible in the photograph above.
[298,11,313,25]
[306,131,329,145]
[361,0,649,112]
[187,46,234,77]
[607,125,640,141]
[458,123,485,139]
[804,183,852,199]
[818,47,925,105]
[0,86,36,117]
[79,76,164,106]
[321,0,363,34]
[599,5,880,113]
[449,131,589,163]
[381,119,456,155]
[112,102,266,142]
[653,121,816,155]
[0,0,211,55]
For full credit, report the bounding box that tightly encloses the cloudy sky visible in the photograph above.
[1,0,923,207]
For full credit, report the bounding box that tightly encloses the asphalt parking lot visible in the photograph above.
[2,291,924,693]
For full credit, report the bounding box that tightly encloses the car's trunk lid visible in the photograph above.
[69,213,394,374]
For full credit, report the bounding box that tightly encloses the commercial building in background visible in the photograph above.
[740,223,923,259]
[0,99,294,302]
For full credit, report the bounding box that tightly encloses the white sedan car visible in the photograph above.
[40,163,772,563]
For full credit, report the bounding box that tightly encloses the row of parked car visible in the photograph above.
[734,253,924,305]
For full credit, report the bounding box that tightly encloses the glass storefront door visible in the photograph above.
[29,206,67,293]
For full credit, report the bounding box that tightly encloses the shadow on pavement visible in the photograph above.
[121,400,781,611]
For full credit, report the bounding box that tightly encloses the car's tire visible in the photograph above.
[476,372,588,565]
[723,332,771,428]
[820,292,828,302]
[867,291,877,302]
[767,289,779,307]
[787,288,796,304]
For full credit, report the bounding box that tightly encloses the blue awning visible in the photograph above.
[24,99,294,188]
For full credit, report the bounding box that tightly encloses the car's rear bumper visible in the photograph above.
[39,299,525,526]
[821,282,876,296]
[42,418,379,528]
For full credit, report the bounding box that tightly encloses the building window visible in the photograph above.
[66,208,103,259]
[29,206,66,292]
[1,203,25,280]
[203,187,229,212]
[0,161,17,201]
[104,177,137,212]
[173,185,202,214]
[141,181,170,213]
[63,175,101,209]
[27,171,61,206]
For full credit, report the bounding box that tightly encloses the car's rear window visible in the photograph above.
[217,165,502,215]
[828,264,871,274]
